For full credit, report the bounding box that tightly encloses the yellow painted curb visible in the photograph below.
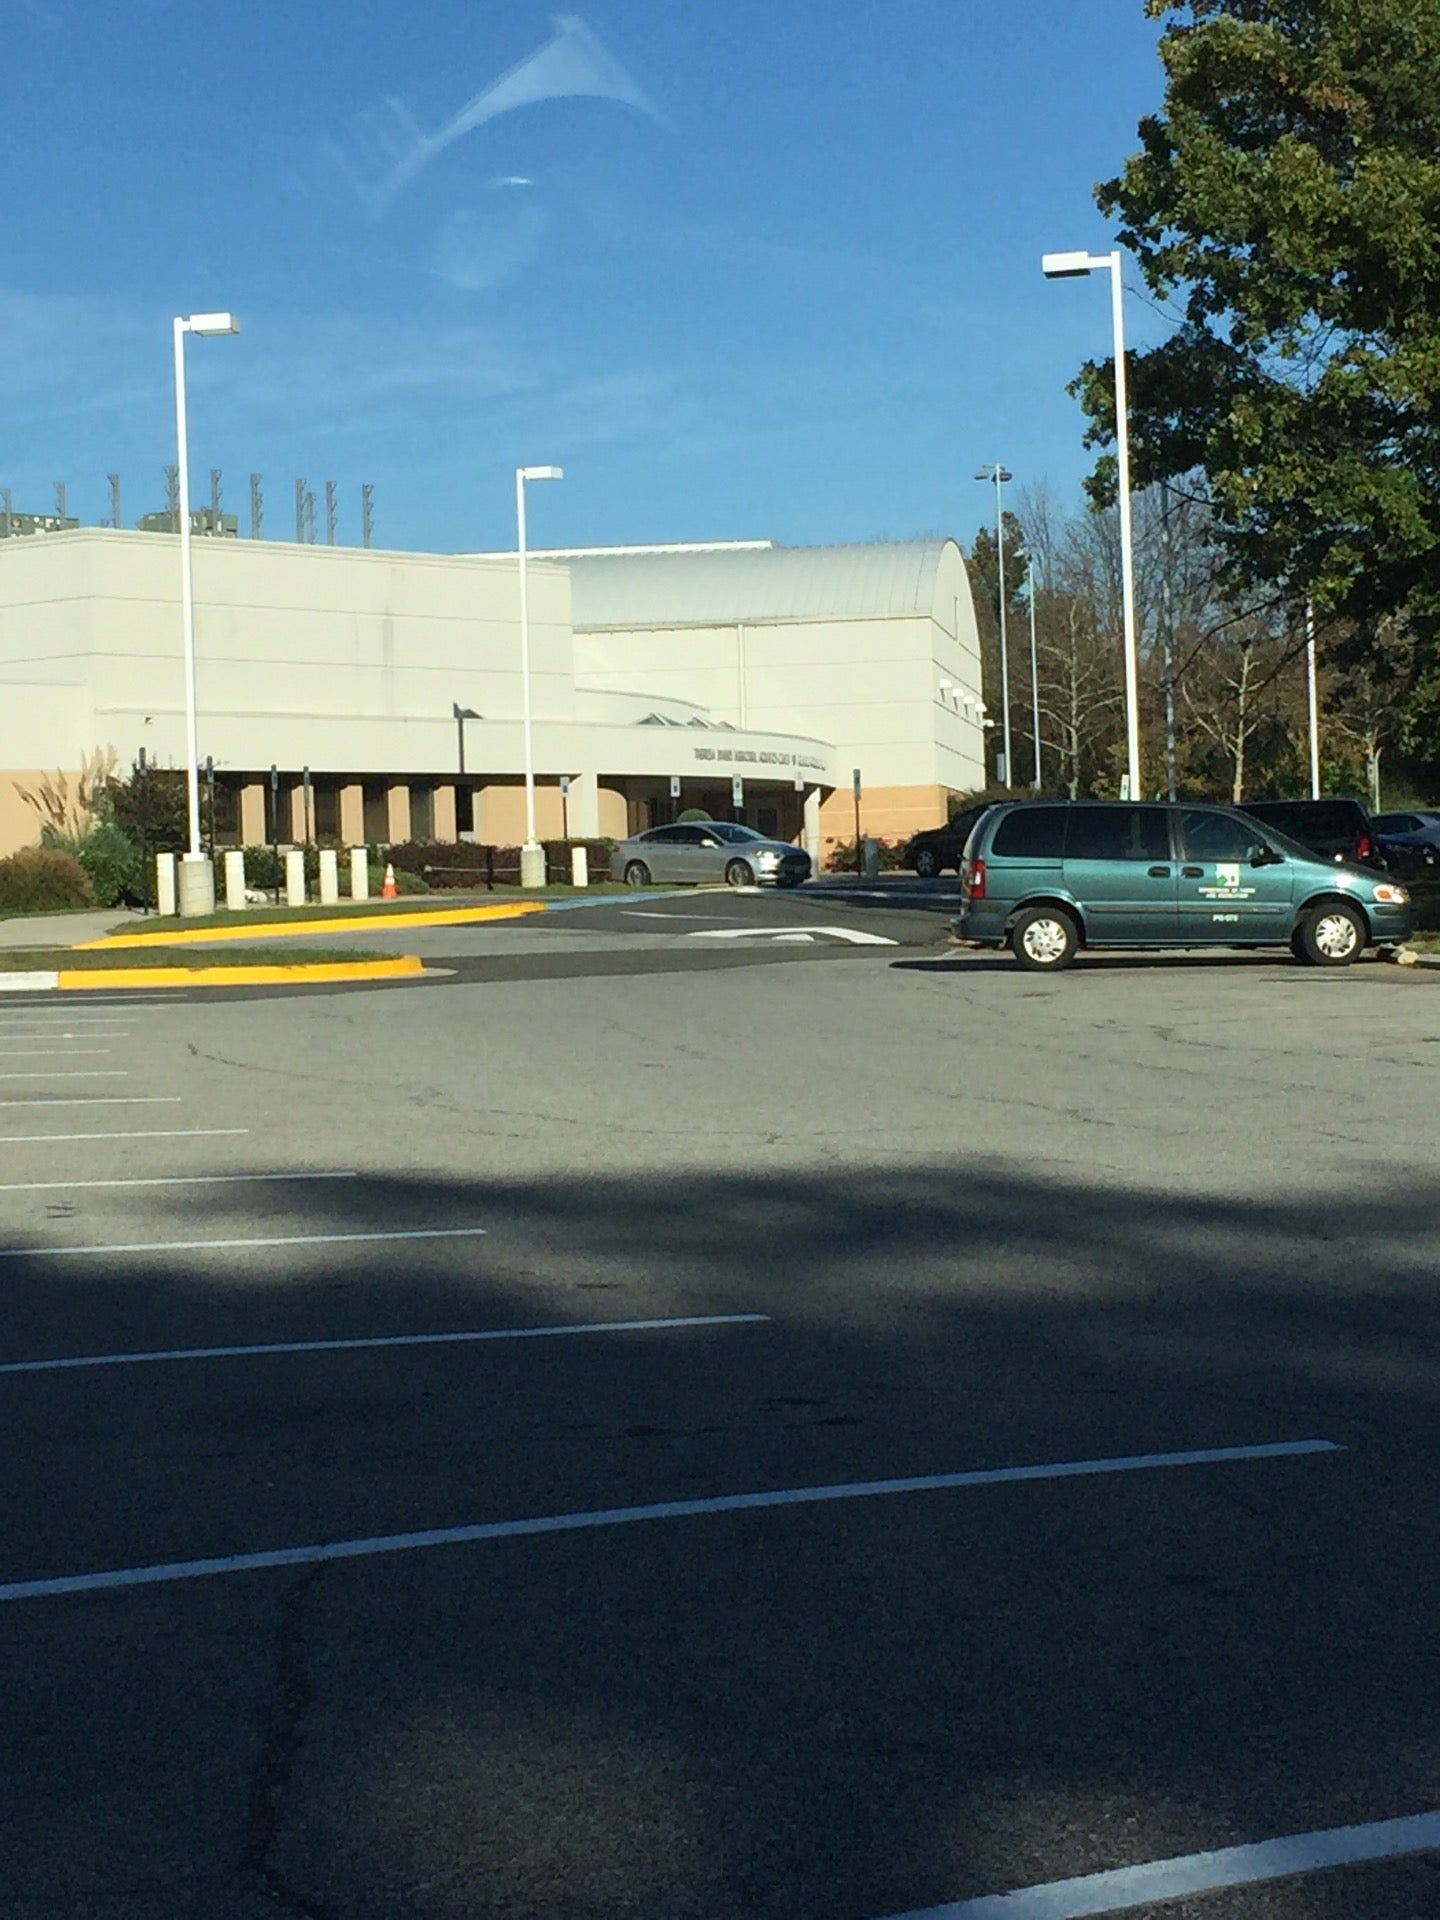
[58,956,427,992]
[77,902,548,950]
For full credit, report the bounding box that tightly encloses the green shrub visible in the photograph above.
[1410,880,1440,932]
[0,845,95,912]
[42,822,142,908]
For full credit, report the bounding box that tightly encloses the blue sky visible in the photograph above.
[1,0,1170,555]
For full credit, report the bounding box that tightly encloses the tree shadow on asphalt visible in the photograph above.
[4,1163,1440,1919]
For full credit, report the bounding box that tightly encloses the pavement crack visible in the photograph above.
[239,1562,341,1919]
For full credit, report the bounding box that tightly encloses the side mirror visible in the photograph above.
[1250,844,1283,867]
[700,837,718,848]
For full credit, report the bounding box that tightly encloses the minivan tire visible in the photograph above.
[1011,906,1079,971]
[1297,900,1366,967]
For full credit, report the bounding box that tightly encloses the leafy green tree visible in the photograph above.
[1074,0,1440,759]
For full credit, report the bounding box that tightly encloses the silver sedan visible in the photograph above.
[609,822,812,888]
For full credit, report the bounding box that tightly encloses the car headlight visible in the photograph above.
[1373,883,1409,904]
[756,850,780,866]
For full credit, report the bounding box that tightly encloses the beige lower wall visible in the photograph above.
[819,783,952,850]
[0,773,70,857]
[340,784,364,845]
[475,780,567,845]
[597,785,629,838]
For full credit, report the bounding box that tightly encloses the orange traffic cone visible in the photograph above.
[382,862,399,899]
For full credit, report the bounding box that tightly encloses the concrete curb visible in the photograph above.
[78,902,548,951]
[0,957,427,993]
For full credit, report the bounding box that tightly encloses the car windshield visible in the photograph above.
[707,823,766,843]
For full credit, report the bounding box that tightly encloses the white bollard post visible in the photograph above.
[223,848,247,911]
[285,848,306,908]
[155,852,177,918]
[570,845,589,888]
[349,846,369,901]
[318,848,339,905]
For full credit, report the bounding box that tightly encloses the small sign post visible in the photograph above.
[852,768,862,871]
[670,775,681,800]
[731,775,744,812]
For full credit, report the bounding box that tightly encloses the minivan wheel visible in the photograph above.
[1011,906,1079,971]
[1298,900,1366,966]
[624,861,651,888]
[725,859,755,888]
[913,847,940,878]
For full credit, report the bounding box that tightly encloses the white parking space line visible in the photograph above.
[0,1311,770,1376]
[0,1127,248,1145]
[0,1096,179,1109]
[688,925,899,946]
[0,1225,490,1260]
[0,1170,358,1195]
[0,1050,113,1058]
[876,1809,1440,1919]
[0,1439,1337,1603]
[0,1071,127,1081]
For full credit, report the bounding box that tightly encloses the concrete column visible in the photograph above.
[155,852,177,917]
[570,846,589,888]
[318,848,339,905]
[519,844,547,889]
[386,783,411,845]
[177,853,215,918]
[350,847,369,901]
[434,783,458,843]
[223,849,247,911]
[804,787,823,871]
[339,783,365,846]
[565,770,601,840]
[239,782,267,848]
[285,848,306,907]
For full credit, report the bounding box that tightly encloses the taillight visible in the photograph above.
[966,857,987,900]
[1358,834,1373,860]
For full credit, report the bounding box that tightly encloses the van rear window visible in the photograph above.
[990,807,1067,859]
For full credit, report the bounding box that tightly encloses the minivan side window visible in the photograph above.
[1181,809,1262,860]
[990,807,1067,858]
[1064,806,1170,862]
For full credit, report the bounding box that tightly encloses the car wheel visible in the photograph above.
[1298,900,1366,966]
[913,848,940,879]
[725,859,755,888]
[1011,906,1079,971]
[623,861,651,888]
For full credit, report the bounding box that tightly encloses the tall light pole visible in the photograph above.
[975,464,1013,786]
[1305,600,1322,799]
[1025,555,1042,790]
[173,310,239,913]
[515,464,563,889]
[1042,250,1142,801]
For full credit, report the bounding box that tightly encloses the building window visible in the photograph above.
[363,782,388,845]
[208,779,240,846]
[313,780,341,841]
[410,783,435,841]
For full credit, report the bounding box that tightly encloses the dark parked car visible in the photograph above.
[1236,797,1385,869]
[1373,809,1440,877]
[900,802,991,877]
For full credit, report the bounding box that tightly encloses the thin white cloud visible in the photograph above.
[329,15,663,219]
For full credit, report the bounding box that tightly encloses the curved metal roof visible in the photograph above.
[568,539,957,629]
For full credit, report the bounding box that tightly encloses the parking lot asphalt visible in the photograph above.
[1,921,1438,1918]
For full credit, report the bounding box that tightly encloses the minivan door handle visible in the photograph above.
[1181,865,1204,878]
[1148,865,1171,878]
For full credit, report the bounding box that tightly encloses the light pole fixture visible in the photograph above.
[452,703,480,777]
[515,464,563,889]
[1025,555,1042,790]
[173,310,239,909]
[975,464,1013,787]
[1042,249,1142,800]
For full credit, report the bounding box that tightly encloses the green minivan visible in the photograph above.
[953,800,1414,971]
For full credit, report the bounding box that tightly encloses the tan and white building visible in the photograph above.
[0,528,985,859]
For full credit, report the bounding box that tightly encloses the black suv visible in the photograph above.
[1237,798,1385,869]
[900,802,991,878]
